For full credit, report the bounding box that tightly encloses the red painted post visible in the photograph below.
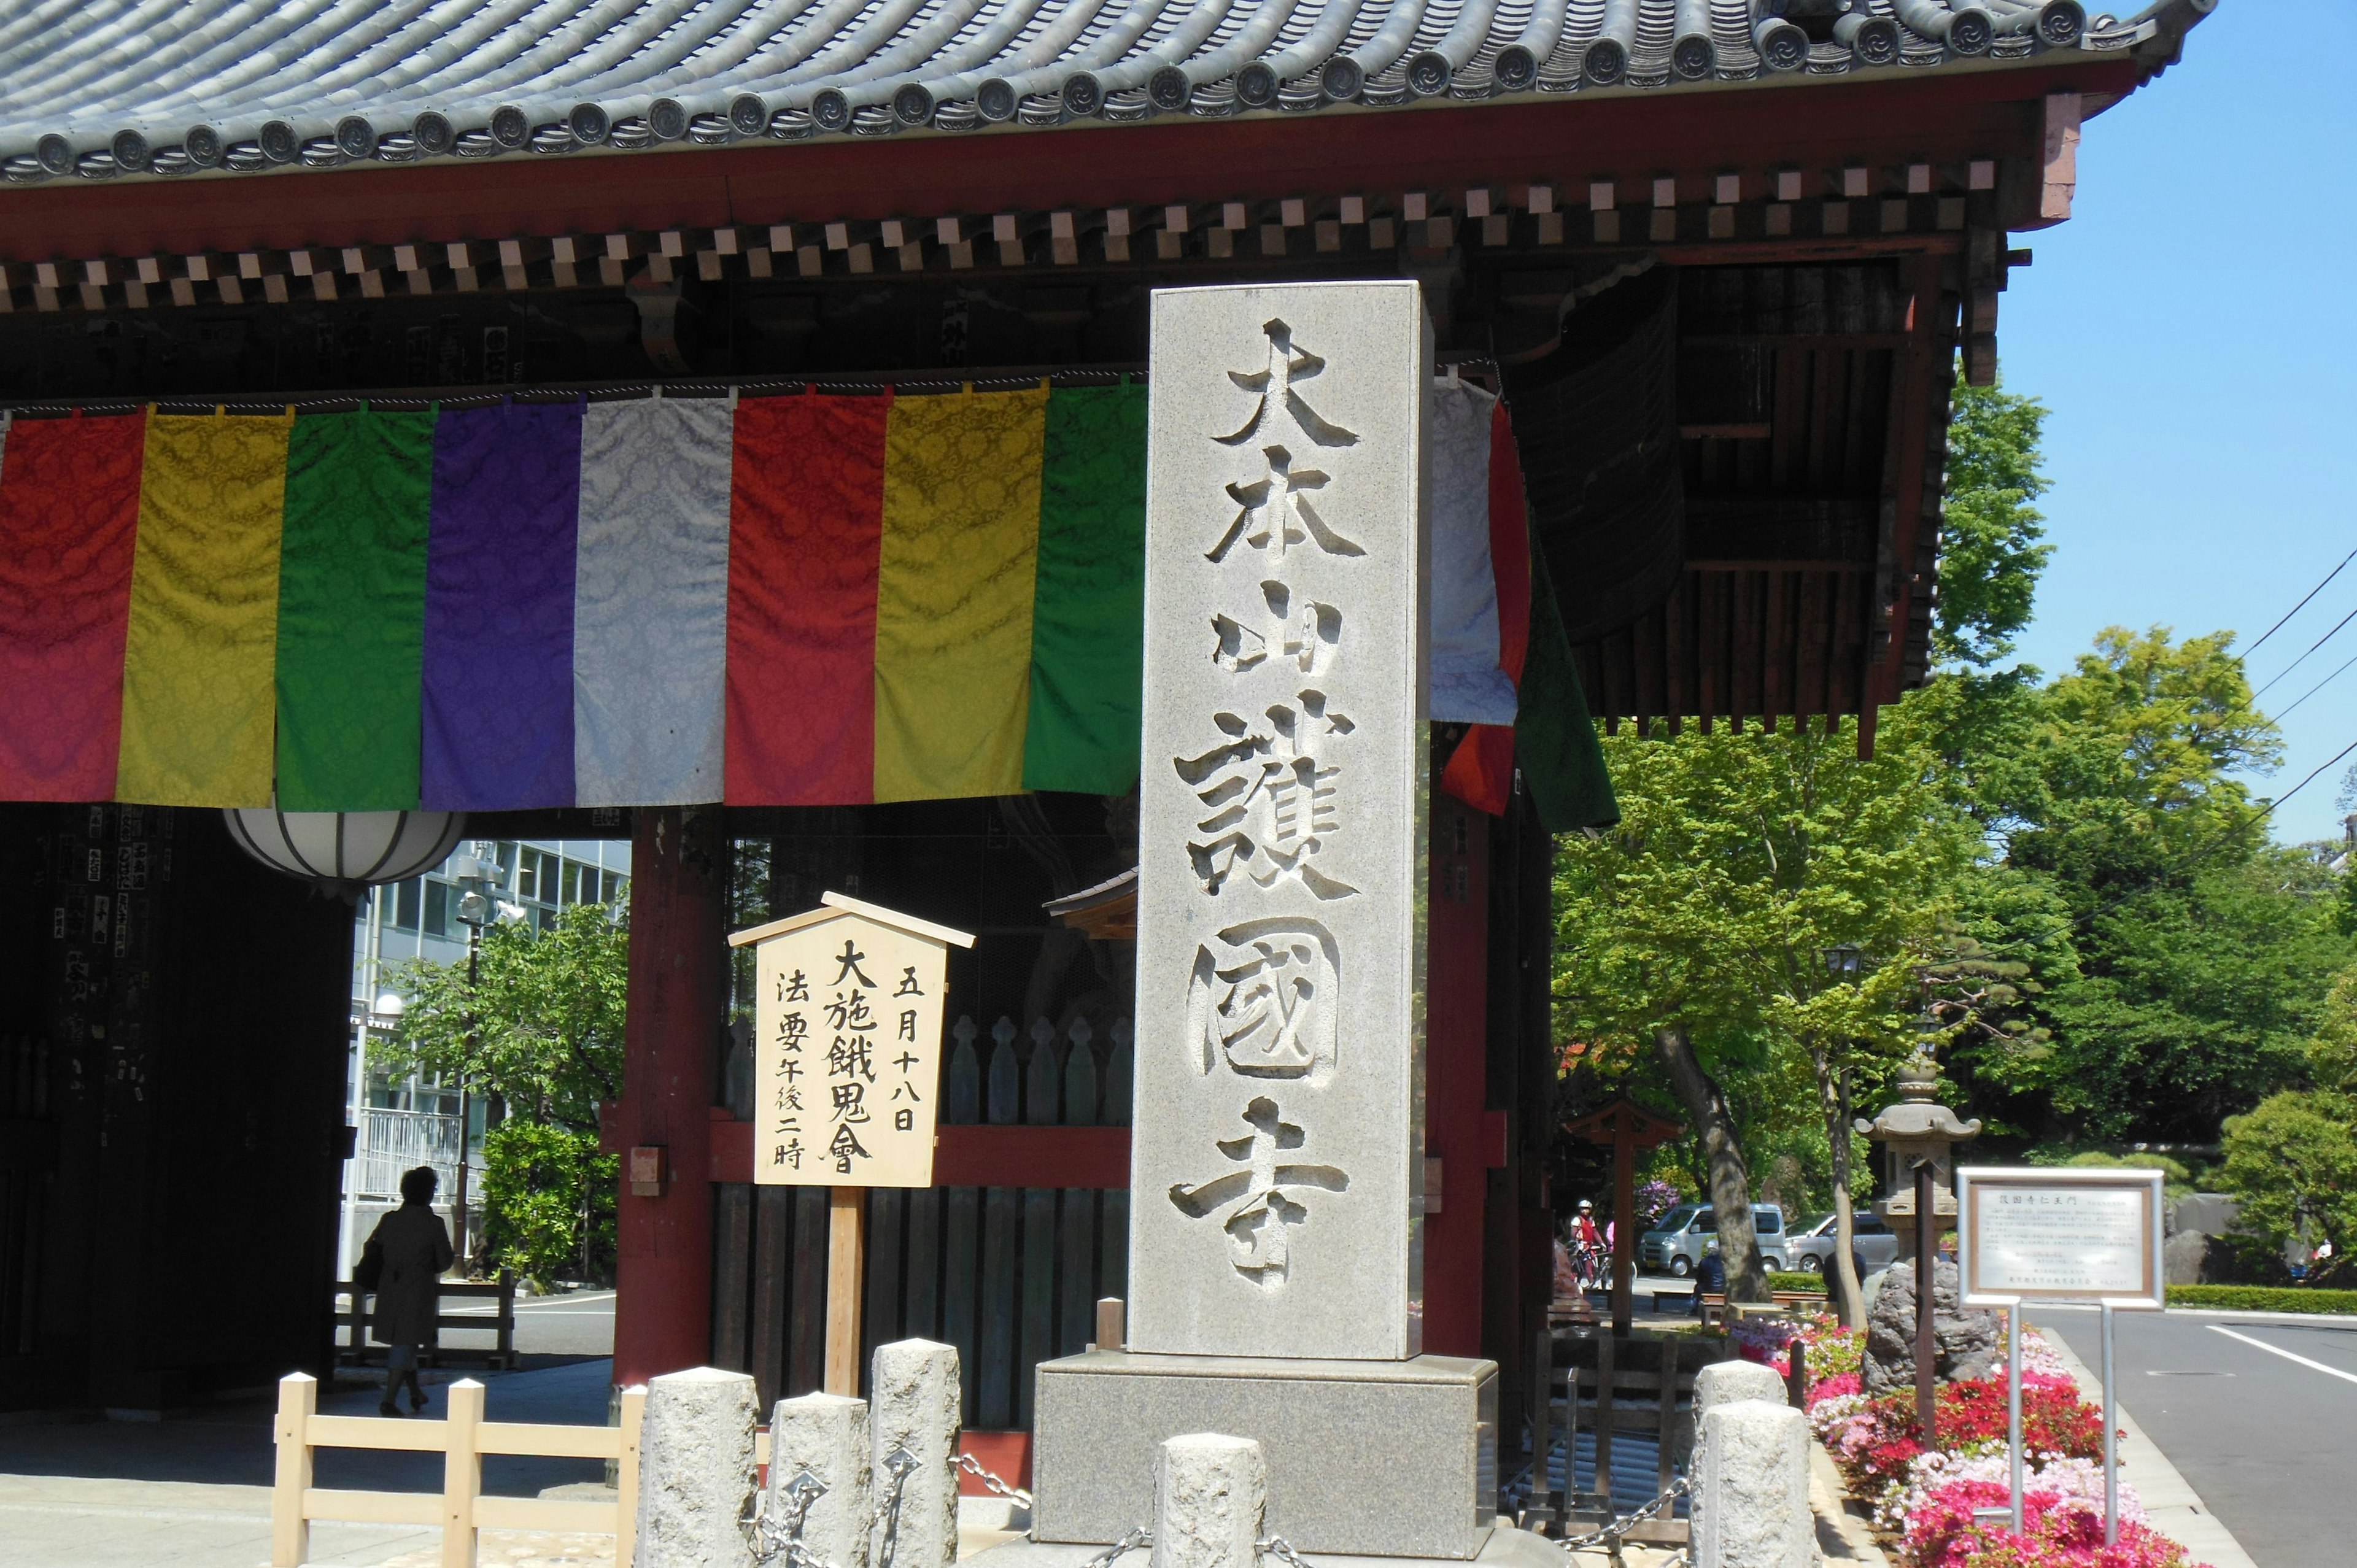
[611,806,727,1389]
[1422,797,1490,1356]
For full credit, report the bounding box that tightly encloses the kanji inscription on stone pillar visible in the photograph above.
[1129,281,1431,1360]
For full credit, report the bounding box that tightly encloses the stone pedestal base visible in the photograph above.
[1031,1351,1499,1560]
[968,1523,1558,1568]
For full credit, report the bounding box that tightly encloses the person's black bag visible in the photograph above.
[355,1235,384,1292]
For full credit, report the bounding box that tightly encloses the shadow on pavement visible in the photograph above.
[0,1356,615,1497]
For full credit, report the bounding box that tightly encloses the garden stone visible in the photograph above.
[1150,1433,1266,1568]
[1692,1399,1811,1568]
[1862,1258,2000,1397]
[771,1392,873,1568]
[637,1367,758,1568]
[870,1338,961,1568]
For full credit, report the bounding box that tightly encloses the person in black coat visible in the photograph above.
[359,1166,454,1416]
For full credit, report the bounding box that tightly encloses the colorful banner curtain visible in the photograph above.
[0,379,1612,823]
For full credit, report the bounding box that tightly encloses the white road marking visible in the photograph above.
[2208,1324,2357,1386]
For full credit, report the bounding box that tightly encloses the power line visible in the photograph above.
[2247,544,2357,657]
[2253,600,2357,698]
[2259,735,2357,821]
[2274,645,2357,722]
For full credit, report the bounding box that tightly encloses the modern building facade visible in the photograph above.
[339,838,631,1277]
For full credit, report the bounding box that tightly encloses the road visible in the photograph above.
[2030,1308,2356,1568]
[436,1288,615,1358]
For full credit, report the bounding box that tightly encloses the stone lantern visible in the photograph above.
[1854,1054,1989,1423]
[1854,1054,1982,1253]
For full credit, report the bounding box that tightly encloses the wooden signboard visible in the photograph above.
[1956,1167,2165,1309]
[730,892,974,1392]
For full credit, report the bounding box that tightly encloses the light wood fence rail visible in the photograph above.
[270,1372,644,1568]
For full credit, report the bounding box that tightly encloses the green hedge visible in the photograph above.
[2167,1284,2357,1315]
[1768,1272,1829,1295]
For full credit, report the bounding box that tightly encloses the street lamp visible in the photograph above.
[1822,943,1864,981]
[449,849,504,1276]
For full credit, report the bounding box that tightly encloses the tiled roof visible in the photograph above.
[1,0,2173,185]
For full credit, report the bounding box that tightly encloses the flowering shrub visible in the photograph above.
[1795,1317,2199,1567]
[1903,1482,2199,1567]
[1873,1453,2145,1537]
[1634,1178,1682,1229]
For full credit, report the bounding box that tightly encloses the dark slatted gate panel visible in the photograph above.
[711,1014,1133,1427]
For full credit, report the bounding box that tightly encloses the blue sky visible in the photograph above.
[1997,0,2357,845]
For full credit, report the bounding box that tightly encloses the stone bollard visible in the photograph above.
[1692,1398,1812,1568]
[772,1392,875,1568]
[1150,1434,1266,1568]
[637,1367,759,1568]
[1692,1359,1787,1427]
[869,1339,961,1568]
[1686,1361,1792,1546]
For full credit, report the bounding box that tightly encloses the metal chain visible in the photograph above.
[1555,1476,1690,1560]
[1084,1526,1153,1568]
[954,1450,1035,1509]
[748,1447,925,1568]
[1257,1534,1317,1568]
[872,1446,919,1568]
[748,1469,832,1568]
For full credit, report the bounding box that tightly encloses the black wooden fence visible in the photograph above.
[711,1013,1132,1427]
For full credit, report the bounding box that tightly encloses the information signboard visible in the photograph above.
[1956,1166,2165,1308]
[730,892,974,1189]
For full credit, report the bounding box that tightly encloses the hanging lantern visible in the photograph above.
[223,807,466,899]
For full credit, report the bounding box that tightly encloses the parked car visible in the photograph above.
[1785,1210,1902,1274]
[1638,1203,1788,1276]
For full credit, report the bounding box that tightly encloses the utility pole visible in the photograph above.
[451,848,501,1278]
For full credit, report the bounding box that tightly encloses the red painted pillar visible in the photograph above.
[1423,794,1492,1356]
[612,805,726,1388]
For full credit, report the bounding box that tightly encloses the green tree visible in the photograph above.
[1929,627,2345,1146]
[478,1120,618,1289]
[2220,968,2357,1287]
[380,903,630,1282]
[381,902,630,1134]
[1553,705,1972,1308]
[1935,377,2053,668]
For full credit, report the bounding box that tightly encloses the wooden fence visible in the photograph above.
[333,1275,518,1370]
[270,1372,643,1568]
[1524,1329,1726,1546]
[711,1013,1132,1429]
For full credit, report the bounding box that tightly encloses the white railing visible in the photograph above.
[354,1105,463,1202]
[272,1373,644,1568]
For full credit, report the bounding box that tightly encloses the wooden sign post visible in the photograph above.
[1563,1098,1685,1334]
[730,892,975,1396]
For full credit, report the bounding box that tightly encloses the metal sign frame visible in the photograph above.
[1953,1165,2167,1546]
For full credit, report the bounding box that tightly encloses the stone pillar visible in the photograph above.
[636,1367,757,1568]
[1151,1434,1268,1568]
[870,1338,961,1568]
[1032,281,1499,1562]
[1692,1359,1786,1426]
[614,805,727,1388]
[1687,1362,1790,1544]
[1692,1399,1811,1568]
[771,1392,873,1568]
[1130,279,1434,1361]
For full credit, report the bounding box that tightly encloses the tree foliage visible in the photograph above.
[1935,378,2053,668]
[380,902,630,1134]
[478,1120,617,1288]
[1554,371,2357,1244]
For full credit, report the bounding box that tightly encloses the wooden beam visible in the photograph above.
[0,64,2121,263]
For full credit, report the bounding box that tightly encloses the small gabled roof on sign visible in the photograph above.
[727,890,976,950]
[1562,1096,1684,1147]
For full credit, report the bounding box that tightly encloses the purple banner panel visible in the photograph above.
[422,401,584,810]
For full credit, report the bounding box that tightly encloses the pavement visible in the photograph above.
[0,1288,617,1568]
[2031,1307,2355,1568]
